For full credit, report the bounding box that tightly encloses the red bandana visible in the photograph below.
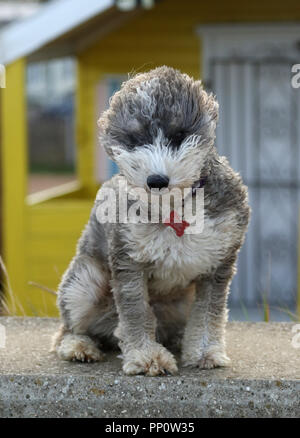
[162,176,206,237]
[164,210,190,237]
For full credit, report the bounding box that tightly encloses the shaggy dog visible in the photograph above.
[52,66,250,376]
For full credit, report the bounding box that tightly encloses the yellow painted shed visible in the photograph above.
[1,0,300,316]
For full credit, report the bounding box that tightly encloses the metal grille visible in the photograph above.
[209,58,300,307]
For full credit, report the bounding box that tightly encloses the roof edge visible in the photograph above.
[0,0,114,65]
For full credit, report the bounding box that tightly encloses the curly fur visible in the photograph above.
[52,66,250,376]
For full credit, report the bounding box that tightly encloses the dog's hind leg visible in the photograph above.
[52,255,118,362]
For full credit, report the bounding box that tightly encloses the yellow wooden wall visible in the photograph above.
[1,0,300,316]
[1,60,28,314]
[1,60,94,316]
[24,199,93,315]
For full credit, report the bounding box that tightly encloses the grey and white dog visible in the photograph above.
[52,66,250,376]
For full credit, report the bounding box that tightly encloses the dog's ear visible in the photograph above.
[192,80,219,144]
[98,112,116,161]
[194,80,219,122]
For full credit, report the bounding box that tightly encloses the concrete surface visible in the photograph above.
[0,317,299,418]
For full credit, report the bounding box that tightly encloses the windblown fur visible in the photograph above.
[52,66,250,376]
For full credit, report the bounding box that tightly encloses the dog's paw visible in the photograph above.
[55,334,105,363]
[123,344,178,376]
[182,350,230,370]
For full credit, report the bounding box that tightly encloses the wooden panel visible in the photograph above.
[27,201,93,236]
[21,199,93,316]
[1,59,28,315]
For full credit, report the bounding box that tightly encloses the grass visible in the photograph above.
[0,255,57,316]
[238,298,250,321]
[0,255,25,316]
[273,305,300,323]
[262,294,270,322]
[28,281,57,297]
[261,252,271,322]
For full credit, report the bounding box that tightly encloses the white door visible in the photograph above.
[198,25,300,308]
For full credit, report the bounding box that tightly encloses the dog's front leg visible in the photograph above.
[182,257,236,369]
[112,267,178,376]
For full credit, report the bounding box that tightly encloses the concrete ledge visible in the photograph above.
[0,317,299,418]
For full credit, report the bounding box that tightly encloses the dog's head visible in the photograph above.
[98,66,218,191]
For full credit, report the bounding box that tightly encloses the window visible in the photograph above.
[27,57,77,195]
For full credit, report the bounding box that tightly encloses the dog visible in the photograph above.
[52,66,250,376]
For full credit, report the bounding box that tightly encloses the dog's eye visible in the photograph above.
[125,133,145,149]
[171,131,186,148]
[126,133,139,148]
[124,129,152,149]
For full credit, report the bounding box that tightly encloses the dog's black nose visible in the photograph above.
[147,174,169,190]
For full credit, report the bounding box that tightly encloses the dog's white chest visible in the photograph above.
[128,213,238,293]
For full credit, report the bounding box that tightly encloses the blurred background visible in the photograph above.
[0,0,299,321]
